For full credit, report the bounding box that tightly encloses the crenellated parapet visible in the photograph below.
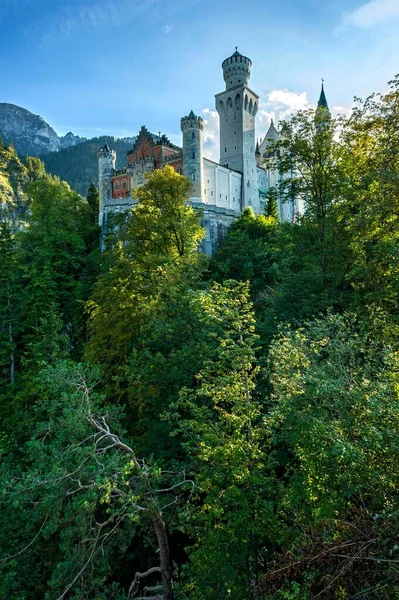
[181,111,204,132]
[222,48,252,90]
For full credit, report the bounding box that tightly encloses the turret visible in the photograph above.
[98,143,116,228]
[222,47,252,90]
[181,110,204,202]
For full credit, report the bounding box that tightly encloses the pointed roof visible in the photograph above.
[265,119,279,140]
[318,81,329,110]
[259,119,280,157]
[188,110,195,118]
[232,46,241,57]
[255,140,260,155]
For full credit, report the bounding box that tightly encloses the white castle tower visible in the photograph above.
[181,110,204,202]
[215,48,259,210]
[97,143,116,228]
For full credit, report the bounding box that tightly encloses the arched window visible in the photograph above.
[122,180,127,189]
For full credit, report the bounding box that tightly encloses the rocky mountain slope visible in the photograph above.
[0,140,34,230]
[0,103,86,157]
[0,102,137,196]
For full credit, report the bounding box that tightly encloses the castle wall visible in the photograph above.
[203,158,242,211]
[192,201,240,255]
[112,171,131,199]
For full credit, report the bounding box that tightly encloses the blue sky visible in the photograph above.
[1,0,399,159]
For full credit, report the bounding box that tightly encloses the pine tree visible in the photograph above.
[86,181,99,226]
[265,188,279,220]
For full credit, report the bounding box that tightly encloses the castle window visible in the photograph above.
[204,189,207,194]
[193,174,195,181]
[225,147,227,153]
[207,179,209,183]
[225,118,228,123]
[192,152,196,159]
[211,191,213,196]
[122,180,127,189]
[114,182,120,191]
[192,132,195,139]
[225,195,227,199]
[235,146,236,150]
[234,131,236,135]
[234,116,237,121]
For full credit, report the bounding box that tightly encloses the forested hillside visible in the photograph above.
[1,77,399,600]
[41,135,135,196]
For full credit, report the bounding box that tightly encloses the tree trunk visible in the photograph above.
[9,322,15,384]
[151,511,174,600]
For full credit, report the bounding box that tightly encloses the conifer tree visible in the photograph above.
[86,181,99,226]
[265,188,279,220]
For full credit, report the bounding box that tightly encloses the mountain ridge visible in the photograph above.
[0,102,137,195]
[0,102,87,156]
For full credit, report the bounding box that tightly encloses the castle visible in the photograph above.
[98,49,327,253]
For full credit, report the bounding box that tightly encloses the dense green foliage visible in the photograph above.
[2,77,399,600]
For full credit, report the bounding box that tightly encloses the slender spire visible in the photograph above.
[318,79,329,110]
[255,139,260,155]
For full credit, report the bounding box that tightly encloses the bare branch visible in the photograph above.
[128,566,162,598]
[1,512,50,563]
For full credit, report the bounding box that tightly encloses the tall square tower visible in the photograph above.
[215,49,259,210]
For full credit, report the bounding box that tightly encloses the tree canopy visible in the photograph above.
[2,80,399,600]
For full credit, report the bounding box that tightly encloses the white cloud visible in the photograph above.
[202,108,219,162]
[266,90,309,112]
[332,105,353,118]
[340,0,399,29]
[165,23,173,33]
[257,89,311,143]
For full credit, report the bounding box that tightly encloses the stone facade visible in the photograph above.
[98,49,302,253]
